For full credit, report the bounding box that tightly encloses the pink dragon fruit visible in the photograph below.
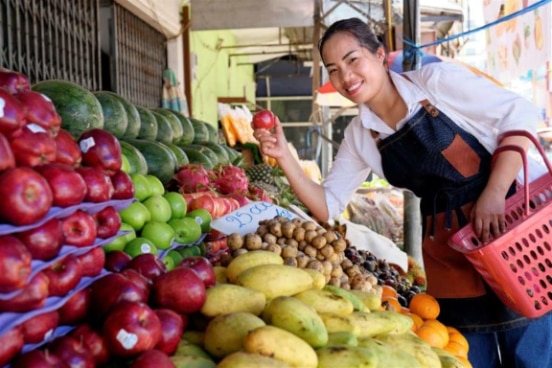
[173,164,212,193]
[212,165,249,195]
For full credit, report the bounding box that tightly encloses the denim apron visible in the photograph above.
[375,98,528,332]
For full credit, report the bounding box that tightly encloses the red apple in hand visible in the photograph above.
[55,128,82,167]
[93,205,121,238]
[43,254,83,297]
[0,132,15,171]
[131,349,175,368]
[0,88,26,137]
[76,166,114,203]
[102,300,161,358]
[0,68,30,94]
[15,90,61,136]
[89,273,148,320]
[61,210,97,247]
[154,308,185,355]
[17,217,65,261]
[0,326,24,367]
[58,287,91,326]
[78,129,122,175]
[0,235,32,293]
[0,167,53,225]
[177,256,216,288]
[124,253,166,282]
[0,272,49,313]
[35,163,88,207]
[252,109,276,130]
[49,336,95,368]
[70,323,110,366]
[110,169,135,199]
[104,250,132,272]
[9,125,57,166]
[77,246,106,278]
[152,267,206,314]
[20,309,60,344]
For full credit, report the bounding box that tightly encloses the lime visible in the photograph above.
[124,237,158,257]
[168,217,202,245]
[186,208,212,233]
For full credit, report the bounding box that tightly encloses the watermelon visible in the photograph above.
[201,142,230,165]
[186,144,220,168]
[181,146,215,170]
[170,111,195,146]
[151,111,174,144]
[126,139,178,185]
[189,118,210,144]
[203,122,219,143]
[135,105,158,140]
[32,80,104,138]
[119,140,148,175]
[102,92,141,139]
[152,109,184,143]
[93,91,128,138]
[222,145,240,163]
[165,142,189,168]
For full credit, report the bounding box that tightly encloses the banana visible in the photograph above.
[217,352,291,368]
[357,337,421,367]
[326,331,358,347]
[375,332,441,368]
[203,312,266,359]
[200,283,266,317]
[213,265,228,284]
[303,268,326,289]
[236,264,313,299]
[262,296,328,348]
[226,250,284,283]
[324,285,365,312]
[243,325,318,368]
[294,288,354,316]
[350,289,382,311]
[432,347,468,368]
[319,312,360,336]
[316,346,378,368]
[170,354,216,368]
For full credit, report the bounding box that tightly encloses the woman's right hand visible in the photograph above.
[253,116,289,161]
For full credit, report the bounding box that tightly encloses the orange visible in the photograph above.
[444,341,469,358]
[409,292,440,320]
[448,331,470,352]
[381,285,398,299]
[406,312,424,331]
[446,326,460,334]
[421,319,449,346]
[415,325,448,348]
[381,296,402,313]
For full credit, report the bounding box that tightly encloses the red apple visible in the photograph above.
[0,271,49,313]
[11,349,69,368]
[16,90,61,136]
[70,323,110,366]
[20,309,60,344]
[0,235,32,293]
[49,335,95,368]
[0,326,24,367]
[9,125,57,166]
[154,308,185,355]
[102,301,161,358]
[120,268,151,302]
[0,166,53,225]
[252,109,276,130]
[58,287,91,326]
[0,132,15,171]
[16,217,65,261]
[0,88,26,137]
[124,253,166,282]
[35,163,88,207]
[110,169,136,199]
[78,129,122,175]
[93,205,121,238]
[76,246,106,278]
[54,129,82,167]
[130,349,176,368]
[61,210,97,247]
[177,256,216,288]
[104,250,132,272]
[76,166,114,203]
[88,273,148,320]
[0,68,30,94]
[152,268,206,314]
[42,254,82,297]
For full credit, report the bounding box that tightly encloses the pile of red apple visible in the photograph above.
[2,254,215,367]
[0,68,137,366]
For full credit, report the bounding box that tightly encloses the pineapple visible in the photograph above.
[245,163,274,184]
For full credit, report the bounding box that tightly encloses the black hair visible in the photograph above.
[318,18,386,65]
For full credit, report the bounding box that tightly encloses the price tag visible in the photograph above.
[210,201,298,236]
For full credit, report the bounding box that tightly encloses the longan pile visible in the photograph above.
[216,216,379,292]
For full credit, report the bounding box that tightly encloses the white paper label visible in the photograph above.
[116,329,138,350]
[79,137,95,153]
[0,97,5,118]
[26,123,47,133]
[141,243,152,253]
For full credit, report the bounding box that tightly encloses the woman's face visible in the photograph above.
[321,32,387,105]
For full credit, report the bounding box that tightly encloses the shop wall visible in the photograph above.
[190,30,255,125]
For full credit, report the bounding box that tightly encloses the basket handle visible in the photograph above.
[494,130,552,217]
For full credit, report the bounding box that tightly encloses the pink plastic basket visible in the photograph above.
[449,130,552,318]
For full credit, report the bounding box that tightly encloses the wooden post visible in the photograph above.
[181,6,192,117]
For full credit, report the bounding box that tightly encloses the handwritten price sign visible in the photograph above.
[210,201,298,236]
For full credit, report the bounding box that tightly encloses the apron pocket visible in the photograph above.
[441,134,481,178]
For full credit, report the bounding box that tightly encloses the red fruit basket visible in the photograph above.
[449,130,552,318]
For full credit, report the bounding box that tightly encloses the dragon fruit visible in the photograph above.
[212,165,249,195]
[173,164,212,193]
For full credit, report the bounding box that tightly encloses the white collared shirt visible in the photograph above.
[323,62,543,220]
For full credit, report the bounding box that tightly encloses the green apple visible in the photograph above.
[146,175,165,196]
[142,194,172,223]
[124,237,158,257]
[161,255,175,271]
[130,173,152,202]
[168,217,202,245]
[119,201,151,231]
[141,221,176,250]
[178,245,202,259]
[166,249,183,265]
[164,192,187,220]
[103,222,137,252]
[185,208,212,233]
[121,154,131,173]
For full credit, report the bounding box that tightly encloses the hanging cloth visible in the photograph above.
[162,68,189,117]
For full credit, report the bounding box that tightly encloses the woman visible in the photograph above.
[254,17,552,368]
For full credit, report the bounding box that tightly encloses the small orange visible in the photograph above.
[444,341,469,358]
[421,319,449,346]
[406,312,424,331]
[448,331,470,352]
[446,326,460,334]
[409,292,440,320]
[381,296,402,313]
[415,325,447,348]
[381,285,399,299]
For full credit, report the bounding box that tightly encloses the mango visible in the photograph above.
[226,250,283,282]
[200,283,266,317]
[316,346,378,368]
[235,264,313,299]
[217,352,291,368]
[294,288,354,316]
